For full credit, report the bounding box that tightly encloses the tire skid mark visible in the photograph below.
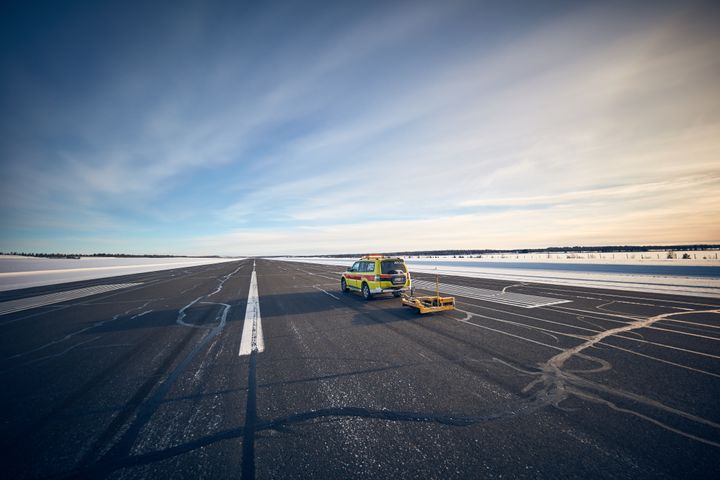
[0,335,167,475]
[457,308,575,344]
[652,321,720,338]
[460,301,616,334]
[2,336,104,374]
[515,284,720,308]
[6,302,151,361]
[62,261,246,478]
[661,316,720,330]
[573,315,606,331]
[49,401,545,478]
[75,302,232,477]
[592,342,720,379]
[551,305,720,341]
[536,306,720,358]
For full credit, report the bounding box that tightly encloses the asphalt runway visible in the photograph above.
[1,259,718,479]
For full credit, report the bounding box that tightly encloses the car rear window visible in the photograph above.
[381,260,407,274]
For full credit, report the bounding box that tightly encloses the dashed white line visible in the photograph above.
[314,286,340,300]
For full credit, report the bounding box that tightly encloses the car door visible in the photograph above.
[364,261,377,287]
[347,262,361,288]
[355,261,368,287]
[353,261,367,288]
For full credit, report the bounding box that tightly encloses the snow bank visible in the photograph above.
[404,250,720,266]
[268,256,720,299]
[0,256,243,292]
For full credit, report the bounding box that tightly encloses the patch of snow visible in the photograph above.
[267,256,720,299]
[0,257,243,292]
[402,250,720,266]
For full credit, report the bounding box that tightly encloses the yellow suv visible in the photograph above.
[340,255,411,300]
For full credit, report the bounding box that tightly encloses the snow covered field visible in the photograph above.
[0,256,242,292]
[407,250,720,266]
[269,255,720,299]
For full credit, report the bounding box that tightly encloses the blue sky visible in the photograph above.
[1,0,719,255]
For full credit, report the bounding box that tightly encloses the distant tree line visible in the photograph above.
[311,244,720,258]
[0,252,223,259]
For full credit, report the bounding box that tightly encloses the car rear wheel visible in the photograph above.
[341,278,348,292]
[362,283,372,300]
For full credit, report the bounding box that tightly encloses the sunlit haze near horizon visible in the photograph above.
[1,0,719,256]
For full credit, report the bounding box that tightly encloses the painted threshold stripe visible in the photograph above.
[239,263,264,356]
[0,283,143,316]
[412,279,570,308]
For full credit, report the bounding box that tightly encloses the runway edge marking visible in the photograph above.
[239,260,264,356]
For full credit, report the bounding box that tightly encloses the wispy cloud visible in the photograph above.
[1,1,718,254]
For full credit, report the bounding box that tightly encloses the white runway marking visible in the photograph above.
[463,301,720,360]
[314,286,339,300]
[297,267,337,281]
[0,283,142,316]
[530,286,720,308]
[547,305,720,343]
[239,263,264,356]
[413,279,570,308]
[455,312,565,351]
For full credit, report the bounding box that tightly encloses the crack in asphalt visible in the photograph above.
[513,308,720,448]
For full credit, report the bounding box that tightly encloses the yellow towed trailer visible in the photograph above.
[402,294,455,313]
[401,269,455,314]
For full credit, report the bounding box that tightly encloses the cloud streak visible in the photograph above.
[1,0,719,254]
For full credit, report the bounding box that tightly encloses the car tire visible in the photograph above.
[393,291,402,298]
[341,278,348,292]
[362,283,372,300]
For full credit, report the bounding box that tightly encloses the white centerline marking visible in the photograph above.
[239,263,264,356]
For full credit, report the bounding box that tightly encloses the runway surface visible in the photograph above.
[1,259,718,479]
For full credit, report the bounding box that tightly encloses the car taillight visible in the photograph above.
[375,275,381,281]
